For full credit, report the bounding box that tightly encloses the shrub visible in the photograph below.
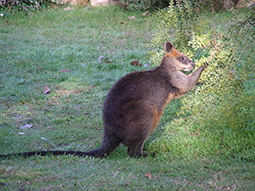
[149,0,255,160]
[76,0,90,7]
[118,0,169,10]
[194,0,240,11]
[0,0,63,14]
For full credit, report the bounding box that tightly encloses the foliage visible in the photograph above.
[118,0,169,10]
[194,0,241,11]
[149,0,255,161]
[150,0,204,64]
[117,0,247,12]
[0,0,63,15]
[76,0,89,7]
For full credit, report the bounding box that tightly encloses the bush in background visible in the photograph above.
[194,0,241,11]
[0,0,64,14]
[116,0,249,11]
[117,0,169,10]
[149,0,255,161]
[0,0,91,15]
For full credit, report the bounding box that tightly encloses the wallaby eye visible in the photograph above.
[179,57,184,61]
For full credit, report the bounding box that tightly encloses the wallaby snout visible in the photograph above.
[183,61,195,71]
[189,60,195,68]
[182,62,194,71]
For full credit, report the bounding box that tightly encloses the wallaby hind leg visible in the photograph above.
[121,101,160,157]
[125,128,150,157]
[129,140,148,157]
[127,145,152,157]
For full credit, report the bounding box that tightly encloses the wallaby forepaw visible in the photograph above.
[200,62,208,70]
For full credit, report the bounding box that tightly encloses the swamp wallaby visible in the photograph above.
[0,42,208,159]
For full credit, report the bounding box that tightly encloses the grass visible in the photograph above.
[0,5,255,190]
[1,156,255,190]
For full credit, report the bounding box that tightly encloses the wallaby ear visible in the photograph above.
[163,42,173,53]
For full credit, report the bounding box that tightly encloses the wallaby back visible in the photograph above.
[0,42,207,159]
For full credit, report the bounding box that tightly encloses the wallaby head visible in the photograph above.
[162,42,195,71]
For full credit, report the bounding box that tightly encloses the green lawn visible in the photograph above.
[0,5,254,190]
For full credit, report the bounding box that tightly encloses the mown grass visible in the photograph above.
[0,5,254,190]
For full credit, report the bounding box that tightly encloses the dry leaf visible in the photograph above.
[84,6,91,10]
[99,55,105,62]
[75,89,84,93]
[99,56,111,63]
[145,172,153,179]
[143,63,150,67]
[64,7,71,11]
[142,11,149,16]
[51,3,57,9]
[128,16,135,19]
[228,70,235,75]
[131,61,142,67]
[43,86,51,94]
[20,123,33,130]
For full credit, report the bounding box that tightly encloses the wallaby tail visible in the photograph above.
[0,135,121,159]
[0,150,90,159]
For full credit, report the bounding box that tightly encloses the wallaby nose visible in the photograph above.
[190,60,195,68]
